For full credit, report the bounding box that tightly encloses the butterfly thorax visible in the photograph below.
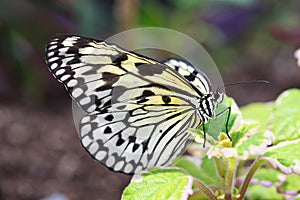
[198,91,224,122]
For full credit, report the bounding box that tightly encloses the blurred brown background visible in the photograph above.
[0,0,300,199]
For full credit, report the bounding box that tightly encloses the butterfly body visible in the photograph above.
[46,35,226,174]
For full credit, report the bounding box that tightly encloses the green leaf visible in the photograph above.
[207,123,274,160]
[122,168,193,200]
[240,89,300,146]
[235,129,273,158]
[241,102,273,128]
[231,123,257,147]
[173,156,219,186]
[261,139,300,175]
[268,88,300,144]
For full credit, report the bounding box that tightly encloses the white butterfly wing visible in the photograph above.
[46,35,202,173]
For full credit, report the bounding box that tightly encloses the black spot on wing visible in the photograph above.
[104,126,112,134]
[105,114,114,121]
[132,143,139,152]
[128,136,136,142]
[136,64,165,76]
[102,72,120,84]
[162,95,171,104]
[134,89,155,104]
[116,135,125,146]
[94,73,120,92]
[141,139,150,153]
[184,73,196,82]
[113,54,128,66]
[116,104,126,110]
[142,90,155,97]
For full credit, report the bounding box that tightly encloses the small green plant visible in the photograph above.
[122,88,300,200]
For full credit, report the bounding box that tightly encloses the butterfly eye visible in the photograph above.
[213,93,220,100]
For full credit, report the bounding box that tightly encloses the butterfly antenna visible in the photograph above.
[217,80,269,92]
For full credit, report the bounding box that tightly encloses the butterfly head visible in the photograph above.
[212,91,224,104]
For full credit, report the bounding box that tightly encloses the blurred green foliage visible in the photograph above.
[0,0,299,105]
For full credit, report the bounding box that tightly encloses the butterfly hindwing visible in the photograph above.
[80,100,201,173]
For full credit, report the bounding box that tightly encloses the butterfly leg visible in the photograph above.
[216,107,232,141]
[225,107,232,141]
[202,123,206,147]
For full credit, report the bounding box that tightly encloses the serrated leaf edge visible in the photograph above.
[261,139,300,175]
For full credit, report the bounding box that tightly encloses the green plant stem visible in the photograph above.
[214,157,226,179]
[213,157,227,195]
[193,178,217,200]
[224,157,238,200]
[238,158,265,200]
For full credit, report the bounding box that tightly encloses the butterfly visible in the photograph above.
[45,35,231,174]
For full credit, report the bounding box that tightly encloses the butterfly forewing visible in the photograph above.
[163,58,211,96]
[46,35,199,113]
[46,35,205,173]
